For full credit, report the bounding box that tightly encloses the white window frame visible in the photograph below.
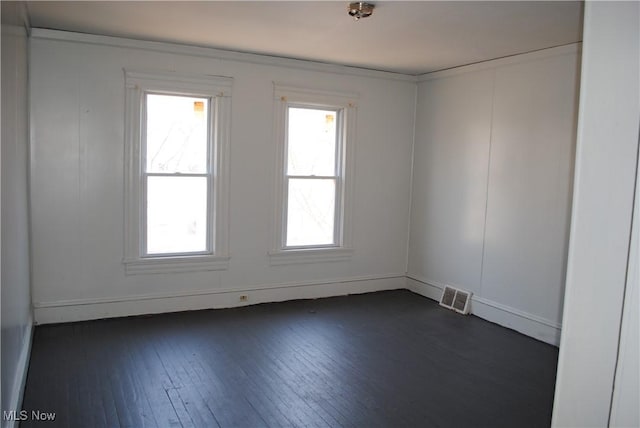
[269,84,357,265]
[123,70,232,275]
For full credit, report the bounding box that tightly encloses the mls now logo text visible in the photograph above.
[3,410,56,421]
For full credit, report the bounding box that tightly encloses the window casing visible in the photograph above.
[270,85,357,265]
[123,71,232,274]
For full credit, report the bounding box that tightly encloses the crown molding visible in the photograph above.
[30,28,418,83]
[418,43,582,82]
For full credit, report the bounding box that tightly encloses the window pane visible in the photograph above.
[147,176,208,254]
[286,178,336,247]
[146,94,208,174]
[287,107,337,176]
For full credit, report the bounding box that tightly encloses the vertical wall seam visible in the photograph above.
[607,123,640,426]
[404,81,419,276]
[24,3,35,318]
[20,1,31,36]
[76,57,85,286]
[478,69,497,295]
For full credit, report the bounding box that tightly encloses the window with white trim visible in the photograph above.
[123,71,231,274]
[269,85,357,265]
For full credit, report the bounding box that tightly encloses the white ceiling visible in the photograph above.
[26,1,583,75]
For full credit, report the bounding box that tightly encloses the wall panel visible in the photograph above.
[1,1,33,423]
[482,52,579,326]
[408,45,581,345]
[407,70,493,294]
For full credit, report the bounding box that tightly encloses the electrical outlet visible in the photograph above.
[239,295,248,302]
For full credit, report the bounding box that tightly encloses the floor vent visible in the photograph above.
[439,285,472,315]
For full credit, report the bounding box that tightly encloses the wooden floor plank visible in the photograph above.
[21,290,559,427]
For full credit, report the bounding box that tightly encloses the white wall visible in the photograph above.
[610,157,639,428]
[407,45,581,345]
[1,1,33,424]
[552,1,639,426]
[29,30,416,324]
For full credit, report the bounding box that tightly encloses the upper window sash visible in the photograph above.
[142,91,214,175]
[285,104,343,178]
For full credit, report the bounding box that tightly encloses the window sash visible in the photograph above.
[283,176,341,249]
[285,105,342,177]
[282,104,345,249]
[142,175,213,257]
[141,92,215,257]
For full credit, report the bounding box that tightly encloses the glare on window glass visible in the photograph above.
[286,178,336,247]
[287,108,337,176]
[146,94,209,173]
[146,176,208,254]
[145,93,210,255]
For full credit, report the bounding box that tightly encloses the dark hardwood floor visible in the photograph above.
[21,290,559,428]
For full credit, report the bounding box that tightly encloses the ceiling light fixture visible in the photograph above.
[348,2,375,21]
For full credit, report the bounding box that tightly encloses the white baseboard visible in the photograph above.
[33,274,560,345]
[406,276,562,346]
[3,314,34,428]
[405,276,443,301]
[33,274,406,324]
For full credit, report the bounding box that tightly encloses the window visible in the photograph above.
[286,106,340,247]
[123,71,231,274]
[270,85,357,265]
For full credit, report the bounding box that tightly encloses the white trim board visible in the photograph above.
[406,276,562,346]
[29,28,416,83]
[417,43,581,82]
[33,274,406,324]
[34,274,562,346]
[2,316,34,428]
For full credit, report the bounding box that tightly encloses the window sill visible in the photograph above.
[123,255,230,275]
[268,247,354,266]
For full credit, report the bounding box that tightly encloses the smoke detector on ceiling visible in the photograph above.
[348,2,375,21]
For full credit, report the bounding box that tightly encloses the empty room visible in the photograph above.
[1,1,638,427]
